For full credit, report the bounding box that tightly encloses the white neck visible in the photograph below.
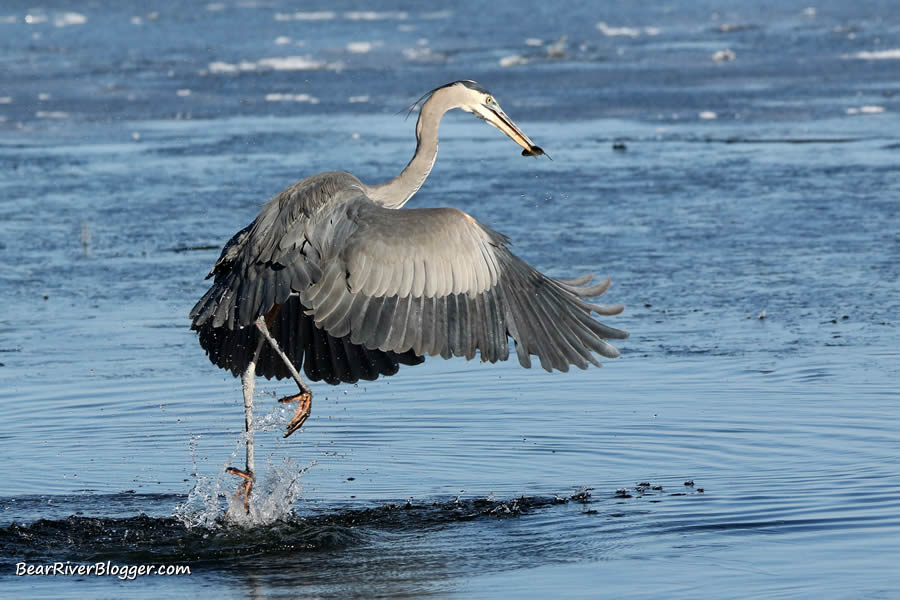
[364,88,462,209]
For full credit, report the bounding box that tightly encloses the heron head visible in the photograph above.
[455,81,546,158]
[415,80,547,158]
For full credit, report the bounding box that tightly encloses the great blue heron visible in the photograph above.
[190,80,628,507]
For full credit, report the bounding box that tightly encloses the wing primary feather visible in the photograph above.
[420,295,436,356]
[349,293,373,343]
[403,294,424,353]
[481,287,505,363]
[582,314,630,341]
[355,295,385,346]
[504,259,563,371]
[561,278,611,298]
[436,295,450,358]
[539,291,593,370]
[374,295,399,351]
[465,294,479,361]
[538,282,601,370]
[386,295,412,352]
[556,273,594,287]
[575,299,626,316]
[447,294,462,356]
[528,285,574,371]
[474,293,490,361]
[489,286,511,362]
[498,277,533,367]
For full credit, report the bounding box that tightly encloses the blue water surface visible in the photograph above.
[1,1,899,598]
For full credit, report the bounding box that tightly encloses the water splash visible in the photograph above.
[174,404,315,529]
[222,456,313,527]
[173,433,228,529]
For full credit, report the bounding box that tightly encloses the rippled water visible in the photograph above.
[2,0,899,597]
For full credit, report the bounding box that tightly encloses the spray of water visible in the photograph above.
[174,401,315,529]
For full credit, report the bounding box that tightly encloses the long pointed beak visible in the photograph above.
[482,104,548,158]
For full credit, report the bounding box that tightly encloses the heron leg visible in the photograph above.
[253,315,313,438]
[226,333,265,514]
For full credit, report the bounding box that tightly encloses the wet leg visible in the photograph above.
[226,333,265,513]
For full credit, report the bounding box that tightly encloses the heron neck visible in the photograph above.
[365,97,447,209]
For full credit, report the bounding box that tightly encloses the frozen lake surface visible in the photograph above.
[1,1,899,597]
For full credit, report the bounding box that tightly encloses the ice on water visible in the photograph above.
[208,56,342,74]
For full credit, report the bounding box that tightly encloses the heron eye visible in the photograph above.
[485,96,494,105]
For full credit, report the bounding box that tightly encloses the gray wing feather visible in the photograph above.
[192,173,625,381]
[189,173,365,330]
[191,172,426,384]
[302,195,628,372]
[341,203,501,298]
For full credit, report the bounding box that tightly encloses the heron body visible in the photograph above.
[189,81,628,509]
[191,171,426,384]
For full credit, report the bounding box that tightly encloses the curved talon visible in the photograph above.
[226,466,254,514]
[280,392,312,438]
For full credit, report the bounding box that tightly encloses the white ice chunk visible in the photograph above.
[275,11,335,21]
[257,56,325,70]
[54,12,86,27]
[265,93,320,103]
[347,42,372,53]
[36,110,69,119]
[209,61,239,73]
[847,105,885,115]
[852,49,900,60]
[499,55,529,67]
[344,11,407,20]
[596,22,641,37]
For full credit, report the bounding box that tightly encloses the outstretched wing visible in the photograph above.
[301,196,628,372]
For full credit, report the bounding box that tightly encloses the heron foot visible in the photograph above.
[280,392,312,438]
[226,466,254,514]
